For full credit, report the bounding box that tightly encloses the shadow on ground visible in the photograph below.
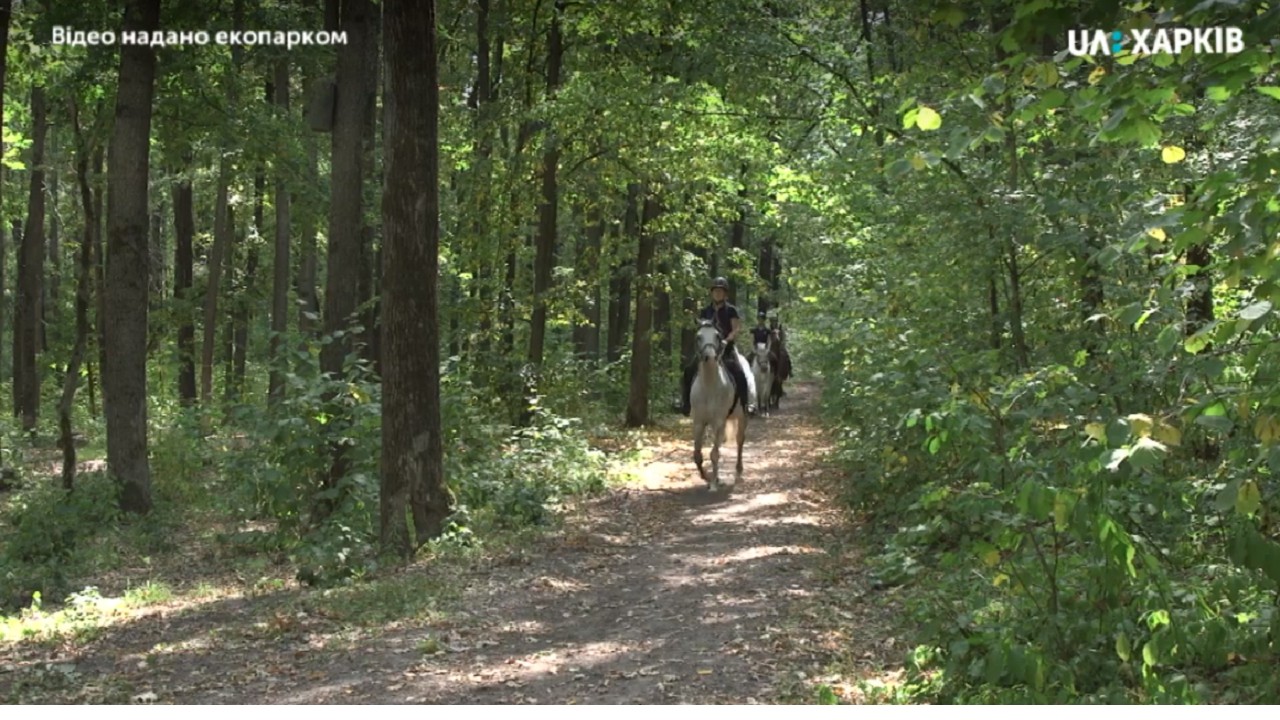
[1,381,893,704]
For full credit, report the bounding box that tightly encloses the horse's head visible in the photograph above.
[696,319,722,362]
[754,342,772,370]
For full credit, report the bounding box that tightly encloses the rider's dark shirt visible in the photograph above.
[700,302,740,341]
[750,326,771,346]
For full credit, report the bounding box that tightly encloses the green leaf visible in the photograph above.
[1116,634,1132,662]
[1216,479,1242,513]
[1040,89,1067,109]
[933,5,964,27]
[1239,300,1272,321]
[902,106,920,129]
[1156,324,1180,354]
[1053,492,1073,531]
[1194,414,1233,433]
[1206,86,1231,101]
[916,106,943,131]
[1254,87,1280,101]
[1236,480,1262,517]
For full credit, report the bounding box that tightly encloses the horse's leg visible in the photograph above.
[721,413,740,488]
[709,420,723,491]
[734,410,746,485]
[693,419,707,481]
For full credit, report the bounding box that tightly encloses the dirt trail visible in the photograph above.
[3,381,898,704]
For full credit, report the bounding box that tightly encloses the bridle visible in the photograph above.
[754,341,772,372]
[697,320,724,361]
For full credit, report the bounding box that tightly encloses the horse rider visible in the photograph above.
[680,277,754,417]
[769,311,787,349]
[750,310,772,348]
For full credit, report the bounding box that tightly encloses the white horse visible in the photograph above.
[750,340,774,417]
[690,320,748,491]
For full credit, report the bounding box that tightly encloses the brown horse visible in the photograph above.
[768,328,792,409]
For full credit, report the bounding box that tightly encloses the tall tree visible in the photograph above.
[15,86,48,431]
[0,0,11,405]
[104,0,161,514]
[316,0,374,520]
[173,173,197,405]
[200,0,245,406]
[61,100,100,491]
[380,0,451,556]
[526,0,565,371]
[268,59,291,404]
[625,190,661,427]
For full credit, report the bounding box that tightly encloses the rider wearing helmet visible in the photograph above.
[680,277,754,416]
[751,310,772,347]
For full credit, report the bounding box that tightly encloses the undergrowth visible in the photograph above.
[0,346,618,620]
[810,310,1280,704]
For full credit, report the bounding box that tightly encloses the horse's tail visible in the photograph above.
[724,405,745,446]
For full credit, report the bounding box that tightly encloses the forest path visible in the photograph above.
[2,381,901,704]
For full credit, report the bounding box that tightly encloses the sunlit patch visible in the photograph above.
[526,575,589,593]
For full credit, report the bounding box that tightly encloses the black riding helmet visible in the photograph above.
[709,277,730,290]
[757,310,767,320]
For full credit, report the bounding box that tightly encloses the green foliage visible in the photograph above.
[0,472,121,610]
[789,0,1280,705]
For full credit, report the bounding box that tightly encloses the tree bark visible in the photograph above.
[104,0,161,514]
[526,0,565,371]
[606,222,631,364]
[48,162,61,333]
[0,0,12,408]
[316,0,374,521]
[572,208,603,359]
[297,133,320,335]
[15,86,47,430]
[173,175,197,405]
[269,59,291,405]
[201,0,245,406]
[359,6,381,372]
[92,146,106,410]
[625,191,661,427]
[380,0,452,556]
[61,102,99,491]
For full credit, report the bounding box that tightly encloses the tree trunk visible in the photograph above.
[1079,230,1104,355]
[297,133,319,335]
[201,0,245,406]
[606,226,631,364]
[316,0,374,521]
[15,85,47,431]
[470,0,495,363]
[48,164,60,332]
[92,146,106,409]
[380,0,452,556]
[757,237,773,316]
[104,0,160,514]
[359,7,381,372]
[61,105,99,491]
[269,59,291,405]
[625,192,661,427]
[573,208,603,359]
[1185,243,1214,336]
[145,196,164,359]
[231,189,260,401]
[221,207,239,402]
[0,0,11,405]
[173,176,197,405]
[526,0,565,372]
[1184,183,1214,337]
